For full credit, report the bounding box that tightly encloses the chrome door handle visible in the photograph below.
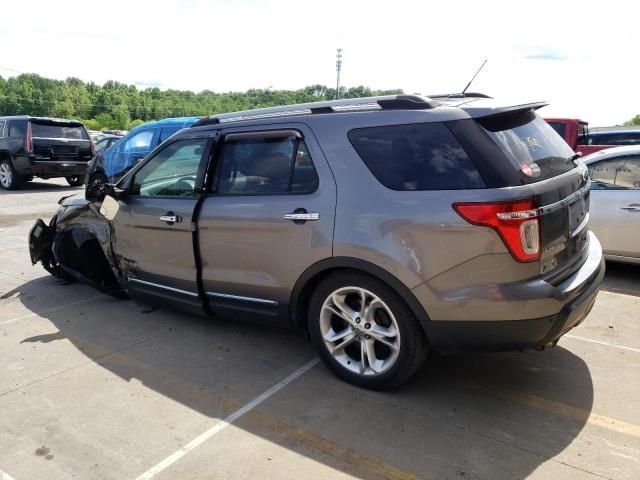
[283,212,320,221]
[159,212,182,224]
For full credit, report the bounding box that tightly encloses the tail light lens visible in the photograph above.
[453,199,540,262]
[25,121,33,153]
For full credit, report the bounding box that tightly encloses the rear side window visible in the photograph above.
[348,123,485,190]
[31,122,88,140]
[9,121,26,137]
[477,111,575,184]
[214,134,319,195]
[591,132,640,146]
[0,120,5,137]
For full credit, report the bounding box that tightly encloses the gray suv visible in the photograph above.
[29,94,604,389]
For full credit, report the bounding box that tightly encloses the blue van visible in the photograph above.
[85,116,199,188]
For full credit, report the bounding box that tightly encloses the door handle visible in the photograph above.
[283,212,320,222]
[159,211,182,224]
[621,204,640,212]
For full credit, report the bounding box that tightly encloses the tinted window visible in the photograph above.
[0,120,5,137]
[132,138,207,196]
[9,121,26,137]
[588,159,626,190]
[578,123,589,145]
[124,130,154,151]
[591,132,640,146]
[31,122,88,139]
[159,126,181,144]
[615,158,640,190]
[215,135,319,195]
[348,122,485,191]
[477,111,575,184]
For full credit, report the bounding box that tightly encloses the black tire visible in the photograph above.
[88,172,108,190]
[0,158,25,190]
[308,271,428,390]
[66,175,84,187]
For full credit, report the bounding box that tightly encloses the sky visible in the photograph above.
[0,0,638,126]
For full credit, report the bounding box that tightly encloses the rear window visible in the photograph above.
[348,123,486,190]
[477,111,575,184]
[547,121,566,140]
[31,122,88,140]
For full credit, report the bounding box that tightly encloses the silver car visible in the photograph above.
[29,94,604,389]
[584,145,640,264]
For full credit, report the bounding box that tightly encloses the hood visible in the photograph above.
[58,193,90,207]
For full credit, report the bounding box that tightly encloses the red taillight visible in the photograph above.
[453,199,540,262]
[25,121,33,153]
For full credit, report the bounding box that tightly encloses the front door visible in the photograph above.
[111,137,211,308]
[197,125,336,319]
[589,155,640,259]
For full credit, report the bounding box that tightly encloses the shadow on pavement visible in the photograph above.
[0,180,81,195]
[602,261,640,297]
[5,277,594,479]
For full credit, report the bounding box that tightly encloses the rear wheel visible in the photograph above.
[0,159,24,190]
[66,175,84,187]
[308,272,428,390]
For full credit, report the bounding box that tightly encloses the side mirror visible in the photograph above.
[85,182,128,203]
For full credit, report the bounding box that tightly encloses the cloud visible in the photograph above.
[524,51,569,61]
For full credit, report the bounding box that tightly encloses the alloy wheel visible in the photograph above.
[0,162,13,188]
[319,286,401,376]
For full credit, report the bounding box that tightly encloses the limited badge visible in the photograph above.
[521,162,541,177]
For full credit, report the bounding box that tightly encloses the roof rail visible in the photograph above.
[192,95,437,127]
[429,92,492,99]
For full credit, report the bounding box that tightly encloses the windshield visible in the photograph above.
[31,122,88,140]
[477,111,575,184]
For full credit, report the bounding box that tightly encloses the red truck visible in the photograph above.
[545,118,611,155]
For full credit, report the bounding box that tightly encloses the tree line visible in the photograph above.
[0,74,403,131]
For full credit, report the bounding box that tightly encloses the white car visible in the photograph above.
[584,145,640,264]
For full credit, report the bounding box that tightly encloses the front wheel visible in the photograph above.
[66,175,84,187]
[0,159,24,190]
[308,272,428,390]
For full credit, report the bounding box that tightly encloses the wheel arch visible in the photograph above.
[289,257,430,334]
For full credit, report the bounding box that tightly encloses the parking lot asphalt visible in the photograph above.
[1,178,639,480]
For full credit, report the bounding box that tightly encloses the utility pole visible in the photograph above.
[336,48,343,99]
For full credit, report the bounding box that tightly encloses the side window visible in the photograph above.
[0,120,5,137]
[131,138,208,197]
[588,159,626,190]
[348,122,485,191]
[614,158,640,190]
[124,130,154,152]
[214,134,319,195]
[159,126,181,144]
[9,121,26,138]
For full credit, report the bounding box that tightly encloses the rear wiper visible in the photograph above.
[569,153,582,164]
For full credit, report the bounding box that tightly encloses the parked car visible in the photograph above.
[85,117,198,189]
[0,116,93,189]
[30,94,604,389]
[94,134,123,153]
[589,130,640,147]
[545,118,612,155]
[584,145,640,264]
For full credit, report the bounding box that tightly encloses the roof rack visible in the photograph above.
[192,95,437,127]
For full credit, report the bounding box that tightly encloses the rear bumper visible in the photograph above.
[417,231,605,353]
[13,156,89,177]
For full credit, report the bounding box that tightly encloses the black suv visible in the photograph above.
[0,116,93,190]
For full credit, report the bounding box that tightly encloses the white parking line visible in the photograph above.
[1,469,17,480]
[0,295,105,326]
[564,334,640,353]
[135,358,320,480]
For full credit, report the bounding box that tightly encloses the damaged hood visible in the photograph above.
[58,193,91,207]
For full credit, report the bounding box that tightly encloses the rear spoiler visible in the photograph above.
[459,100,549,119]
[31,117,85,127]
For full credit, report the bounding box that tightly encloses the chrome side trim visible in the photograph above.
[538,181,590,215]
[571,212,590,238]
[128,277,199,297]
[206,291,279,306]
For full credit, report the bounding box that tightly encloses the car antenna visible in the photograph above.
[461,59,488,96]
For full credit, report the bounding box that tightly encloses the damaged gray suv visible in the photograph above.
[29,94,604,389]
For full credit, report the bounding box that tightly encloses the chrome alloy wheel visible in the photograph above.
[319,286,401,376]
[0,162,12,188]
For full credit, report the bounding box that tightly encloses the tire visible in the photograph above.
[88,172,108,190]
[66,175,84,187]
[308,272,428,390]
[0,158,25,190]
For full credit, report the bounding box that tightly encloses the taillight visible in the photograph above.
[453,199,540,262]
[25,122,33,153]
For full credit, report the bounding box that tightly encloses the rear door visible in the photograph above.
[198,125,336,319]
[110,136,211,309]
[588,155,640,259]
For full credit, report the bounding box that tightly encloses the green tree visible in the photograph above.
[625,115,640,126]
